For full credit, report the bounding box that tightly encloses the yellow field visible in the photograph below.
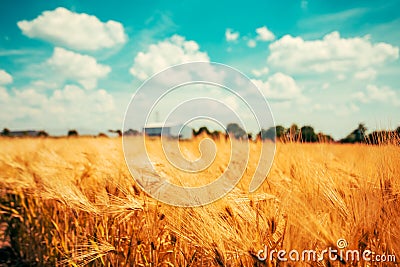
[0,137,399,266]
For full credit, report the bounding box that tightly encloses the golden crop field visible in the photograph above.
[0,137,399,266]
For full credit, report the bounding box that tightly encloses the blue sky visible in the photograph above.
[0,0,399,138]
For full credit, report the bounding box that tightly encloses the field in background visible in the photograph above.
[0,137,399,266]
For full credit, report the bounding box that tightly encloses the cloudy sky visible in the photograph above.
[0,0,399,138]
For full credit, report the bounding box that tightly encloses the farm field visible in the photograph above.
[0,137,399,266]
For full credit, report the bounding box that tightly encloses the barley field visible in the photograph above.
[0,137,399,266]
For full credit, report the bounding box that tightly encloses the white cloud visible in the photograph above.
[17,7,127,51]
[251,67,269,77]
[335,103,360,116]
[311,102,360,116]
[247,39,256,48]
[51,85,115,113]
[225,28,239,42]
[337,74,346,81]
[251,72,302,100]
[312,103,334,111]
[14,88,48,107]
[0,69,13,85]
[130,35,209,80]
[354,68,377,80]
[224,95,239,111]
[268,31,399,74]
[47,47,111,89]
[256,26,275,41]
[0,84,116,130]
[349,103,360,112]
[30,80,58,90]
[352,84,399,105]
[321,82,330,90]
[0,87,9,101]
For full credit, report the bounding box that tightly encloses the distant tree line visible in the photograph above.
[192,126,222,139]
[193,123,400,145]
[340,124,400,145]
[191,123,334,143]
[256,124,334,143]
[2,124,399,144]
[1,128,49,137]
[365,127,400,145]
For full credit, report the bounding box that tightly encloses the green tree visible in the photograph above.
[1,128,10,136]
[226,123,246,139]
[193,126,211,137]
[37,130,49,137]
[257,125,285,142]
[355,123,367,142]
[287,124,299,141]
[341,123,367,143]
[257,127,275,141]
[300,126,318,142]
[275,125,286,139]
[68,130,79,137]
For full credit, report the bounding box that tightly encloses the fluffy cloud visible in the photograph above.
[256,26,275,41]
[247,39,256,48]
[47,47,111,89]
[322,82,330,90]
[225,28,239,42]
[251,72,302,100]
[311,102,359,116]
[0,84,116,130]
[352,84,399,105]
[130,35,209,80]
[17,7,126,51]
[14,88,48,107]
[251,67,269,77]
[50,85,115,113]
[268,31,399,74]
[0,87,9,101]
[0,69,13,85]
[354,68,377,80]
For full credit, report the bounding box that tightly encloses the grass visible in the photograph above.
[0,137,399,266]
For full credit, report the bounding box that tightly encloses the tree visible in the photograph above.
[247,133,252,140]
[1,128,10,136]
[256,126,285,142]
[226,123,246,139]
[193,126,211,137]
[211,130,222,140]
[37,130,49,137]
[300,126,318,142]
[109,129,122,137]
[275,125,286,139]
[68,130,79,137]
[317,132,334,143]
[258,127,275,141]
[287,124,299,141]
[123,129,139,136]
[354,123,367,142]
[341,123,367,143]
